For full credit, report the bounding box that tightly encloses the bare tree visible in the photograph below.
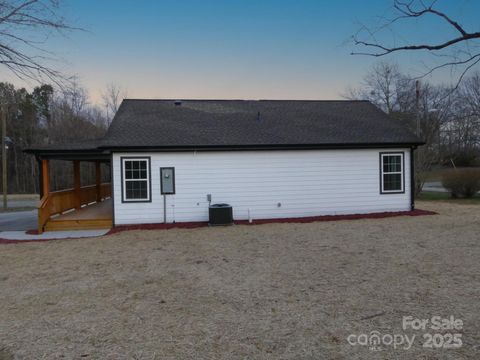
[352,0,480,87]
[343,62,402,113]
[102,82,127,125]
[461,72,480,117]
[61,78,87,116]
[344,62,465,193]
[0,0,77,85]
[441,73,480,164]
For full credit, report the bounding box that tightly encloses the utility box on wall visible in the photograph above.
[160,167,175,194]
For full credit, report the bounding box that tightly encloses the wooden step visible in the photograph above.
[45,218,112,231]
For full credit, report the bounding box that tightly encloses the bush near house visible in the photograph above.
[442,168,480,198]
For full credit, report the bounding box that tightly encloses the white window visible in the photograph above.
[121,157,151,202]
[380,153,404,193]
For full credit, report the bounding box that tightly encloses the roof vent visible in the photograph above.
[174,101,182,106]
[257,111,261,121]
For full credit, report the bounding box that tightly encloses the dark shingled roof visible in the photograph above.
[26,139,106,151]
[26,99,423,154]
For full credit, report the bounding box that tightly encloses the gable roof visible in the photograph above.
[25,99,423,155]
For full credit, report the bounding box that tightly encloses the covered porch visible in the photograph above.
[37,154,112,234]
[45,198,112,231]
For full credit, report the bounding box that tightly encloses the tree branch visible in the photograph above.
[394,0,467,36]
[352,32,480,56]
[0,0,80,87]
[351,0,480,83]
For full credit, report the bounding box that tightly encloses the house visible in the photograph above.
[26,99,423,233]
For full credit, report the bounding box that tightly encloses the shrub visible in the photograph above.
[454,152,479,167]
[442,168,480,198]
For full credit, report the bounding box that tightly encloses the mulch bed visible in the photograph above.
[107,208,436,235]
[0,209,436,244]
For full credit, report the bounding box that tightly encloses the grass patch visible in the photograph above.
[418,191,480,204]
[6,194,39,201]
[1,201,478,359]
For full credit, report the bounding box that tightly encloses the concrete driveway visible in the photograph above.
[423,181,448,192]
[0,210,37,231]
[6,199,39,208]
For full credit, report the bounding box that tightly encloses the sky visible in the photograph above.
[2,0,480,105]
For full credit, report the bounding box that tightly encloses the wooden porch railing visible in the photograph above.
[38,183,111,233]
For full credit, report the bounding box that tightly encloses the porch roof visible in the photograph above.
[24,139,110,161]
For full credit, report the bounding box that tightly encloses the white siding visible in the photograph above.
[112,149,411,225]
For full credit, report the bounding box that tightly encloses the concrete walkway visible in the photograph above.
[0,229,110,241]
[0,201,111,241]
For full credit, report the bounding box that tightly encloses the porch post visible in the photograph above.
[95,161,102,202]
[41,159,49,198]
[37,159,50,234]
[73,160,81,209]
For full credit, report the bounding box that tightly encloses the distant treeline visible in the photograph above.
[0,82,109,194]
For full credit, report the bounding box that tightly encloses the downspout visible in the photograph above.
[410,146,416,211]
[110,153,115,228]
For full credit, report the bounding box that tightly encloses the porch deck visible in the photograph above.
[45,199,113,231]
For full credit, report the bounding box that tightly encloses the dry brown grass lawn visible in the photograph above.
[1,201,479,359]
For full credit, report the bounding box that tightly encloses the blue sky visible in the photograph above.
[3,0,480,104]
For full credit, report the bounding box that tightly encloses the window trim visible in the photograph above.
[379,152,405,194]
[120,156,152,203]
[160,167,176,195]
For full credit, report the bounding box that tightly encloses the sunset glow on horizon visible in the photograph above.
[1,0,479,105]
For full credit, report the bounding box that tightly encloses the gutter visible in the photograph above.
[24,141,426,156]
[98,142,425,152]
[410,145,418,211]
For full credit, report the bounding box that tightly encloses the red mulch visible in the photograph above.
[107,221,207,235]
[0,209,437,244]
[107,209,437,235]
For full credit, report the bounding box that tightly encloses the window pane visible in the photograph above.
[393,159,401,172]
[383,156,388,172]
[383,155,402,173]
[124,160,148,180]
[390,156,401,172]
[125,180,148,199]
[137,181,147,198]
[383,174,402,191]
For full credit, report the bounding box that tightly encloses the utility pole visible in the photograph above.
[1,105,7,210]
[415,80,421,136]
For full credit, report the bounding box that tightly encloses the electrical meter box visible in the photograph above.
[160,167,175,194]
